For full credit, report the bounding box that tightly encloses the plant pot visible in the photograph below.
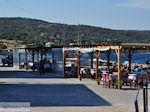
[78,75,82,81]
[24,65,27,70]
[115,85,122,89]
[19,65,21,69]
[96,81,100,85]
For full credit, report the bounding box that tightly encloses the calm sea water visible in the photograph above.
[0,53,150,64]
[81,53,150,64]
[106,53,150,64]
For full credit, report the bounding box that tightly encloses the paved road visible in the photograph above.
[0,67,149,112]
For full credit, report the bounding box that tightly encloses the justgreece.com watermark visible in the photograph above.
[0,102,30,111]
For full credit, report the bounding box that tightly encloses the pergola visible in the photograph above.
[18,46,66,71]
[64,43,150,89]
[18,46,52,70]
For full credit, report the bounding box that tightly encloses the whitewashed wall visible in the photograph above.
[52,48,64,77]
[13,48,25,68]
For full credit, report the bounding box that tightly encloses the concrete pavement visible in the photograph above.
[0,67,149,112]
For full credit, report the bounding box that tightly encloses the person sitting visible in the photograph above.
[71,64,76,76]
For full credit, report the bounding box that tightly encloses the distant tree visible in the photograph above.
[0,17,150,46]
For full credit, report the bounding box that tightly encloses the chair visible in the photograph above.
[102,73,110,88]
[121,72,128,86]
[136,74,142,88]
[143,74,148,87]
[147,72,150,82]
[110,72,118,88]
[136,74,148,88]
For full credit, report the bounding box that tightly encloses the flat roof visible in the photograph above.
[14,43,150,51]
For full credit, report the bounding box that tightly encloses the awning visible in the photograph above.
[64,48,78,51]
[79,48,94,53]
[64,47,110,53]
[94,47,110,51]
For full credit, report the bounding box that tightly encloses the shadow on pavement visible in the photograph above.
[0,71,62,78]
[0,84,111,107]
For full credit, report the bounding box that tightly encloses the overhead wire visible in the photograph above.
[4,0,53,22]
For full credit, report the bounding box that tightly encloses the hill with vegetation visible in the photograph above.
[0,17,150,46]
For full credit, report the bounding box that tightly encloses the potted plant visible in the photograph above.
[114,80,123,89]
[78,75,82,81]
[24,64,27,70]
[96,77,101,85]
[19,65,22,69]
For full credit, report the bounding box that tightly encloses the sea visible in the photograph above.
[80,53,150,65]
[0,53,150,65]
[100,53,150,64]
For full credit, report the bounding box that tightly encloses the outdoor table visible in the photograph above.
[90,69,96,79]
[133,71,149,87]
[128,73,137,88]
[128,71,149,88]
[128,74,137,81]
[80,68,86,74]
[90,69,96,75]
[80,68,87,78]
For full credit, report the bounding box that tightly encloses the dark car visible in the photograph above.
[146,60,150,64]
[2,55,13,66]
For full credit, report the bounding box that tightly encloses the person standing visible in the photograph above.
[39,60,45,75]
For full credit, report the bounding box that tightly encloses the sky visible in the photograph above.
[0,0,150,30]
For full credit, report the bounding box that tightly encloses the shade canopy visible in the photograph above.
[64,47,110,53]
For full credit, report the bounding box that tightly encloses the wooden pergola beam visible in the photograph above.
[95,51,99,79]
[121,48,129,59]
[117,46,121,90]
[77,51,81,81]
[107,50,111,71]
[18,53,21,69]
[31,49,35,71]
[90,52,93,69]
[25,48,28,70]
[128,49,132,73]
[64,51,67,78]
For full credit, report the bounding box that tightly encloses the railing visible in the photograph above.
[135,84,148,112]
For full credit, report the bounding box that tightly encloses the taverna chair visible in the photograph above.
[102,71,110,88]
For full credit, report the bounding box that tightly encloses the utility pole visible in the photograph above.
[78,24,81,45]
[64,24,66,46]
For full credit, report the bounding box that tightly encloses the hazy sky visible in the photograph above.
[0,0,150,30]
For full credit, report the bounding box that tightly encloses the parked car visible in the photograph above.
[2,55,13,66]
[146,60,150,64]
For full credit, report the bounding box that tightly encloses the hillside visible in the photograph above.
[0,17,150,46]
